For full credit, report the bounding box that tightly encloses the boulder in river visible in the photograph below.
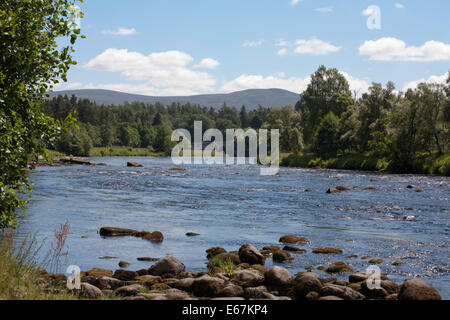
[148,256,185,276]
[127,161,143,167]
[398,279,441,300]
[141,231,164,243]
[264,266,294,289]
[118,261,130,268]
[283,246,306,253]
[238,244,265,265]
[86,268,113,278]
[206,247,227,259]
[186,232,200,237]
[320,283,365,300]
[325,261,353,274]
[279,235,309,245]
[336,186,351,191]
[326,188,341,194]
[272,250,293,263]
[312,247,343,254]
[99,227,140,237]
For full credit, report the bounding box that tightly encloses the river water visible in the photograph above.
[13,157,450,298]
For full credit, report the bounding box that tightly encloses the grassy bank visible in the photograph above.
[88,146,166,157]
[281,152,450,176]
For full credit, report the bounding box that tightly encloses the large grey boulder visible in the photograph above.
[232,270,264,288]
[80,282,103,299]
[320,283,365,300]
[191,275,225,297]
[148,256,185,276]
[238,244,265,265]
[294,272,323,298]
[265,266,294,289]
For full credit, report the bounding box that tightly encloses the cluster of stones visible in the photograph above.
[42,239,441,301]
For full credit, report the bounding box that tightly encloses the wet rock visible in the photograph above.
[406,185,414,189]
[262,245,281,253]
[238,244,265,265]
[80,282,103,299]
[186,232,200,237]
[169,167,186,171]
[392,260,406,266]
[206,247,227,259]
[99,256,118,260]
[334,279,348,286]
[86,268,113,279]
[114,284,145,297]
[415,189,423,193]
[320,284,365,300]
[346,254,358,259]
[232,270,265,288]
[81,235,88,239]
[99,227,140,237]
[398,279,441,300]
[363,187,377,191]
[325,261,353,274]
[336,186,351,191]
[137,257,159,262]
[312,247,343,254]
[113,270,138,281]
[294,272,323,298]
[250,264,267,275]
[219,284,245,297]
[361,256,372,260]
[124,295,146,301]
[141,231,164,243]
[191,275,225,297]
[279,235,309,245]
[148,256,185,276]
[385,294,398,300]
[60,157,97,166]
[265,266,294,289]
[118,261,130,268]
[368,258,384,264]
[283,246,306,253]
[272,250,293,263]
[326,188,341,194]
[127,161,143,167]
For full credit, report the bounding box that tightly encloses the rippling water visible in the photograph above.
[12,157,450,298]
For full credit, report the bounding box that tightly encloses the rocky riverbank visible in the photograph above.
[41,234,442,301]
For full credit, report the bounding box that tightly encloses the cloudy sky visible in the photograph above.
[56,0,450,96]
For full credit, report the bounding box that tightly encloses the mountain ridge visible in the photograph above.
[48,88,300,110]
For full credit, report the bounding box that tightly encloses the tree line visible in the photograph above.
[44,65,450,175]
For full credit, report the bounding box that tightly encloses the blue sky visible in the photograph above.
[56,0,450,96]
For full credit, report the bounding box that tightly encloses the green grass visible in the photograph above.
[280,151,450,176]
[89,146,166,157]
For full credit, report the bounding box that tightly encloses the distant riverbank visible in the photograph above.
[281,152,450,177]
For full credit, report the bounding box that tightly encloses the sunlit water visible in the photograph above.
[10,157,450,298]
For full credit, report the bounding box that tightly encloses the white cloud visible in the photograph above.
[316,7,333,13]
[101,27,137,36]
[277,48,288,56]
[84,48,216,95]
[193,58,220,70]
[220,72,370,96]
[275,38,290,47]
[359,37,450,62]
[394,3,405,9]
[51,81,83,91]
[402,72,448,91]
[290,0,301,6]
[242,40,264,48]
[294,38,342,55]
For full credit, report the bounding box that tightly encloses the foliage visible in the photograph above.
[0,0,83,228]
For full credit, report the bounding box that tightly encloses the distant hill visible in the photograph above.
[48,88,300,110]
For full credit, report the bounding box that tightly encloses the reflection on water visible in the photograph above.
[10,157,450,298]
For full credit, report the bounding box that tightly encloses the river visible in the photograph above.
[13,157,450,298]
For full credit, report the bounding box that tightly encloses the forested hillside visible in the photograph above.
[44,66,450,175]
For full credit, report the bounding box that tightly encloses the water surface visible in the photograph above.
[14,157,450,298]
